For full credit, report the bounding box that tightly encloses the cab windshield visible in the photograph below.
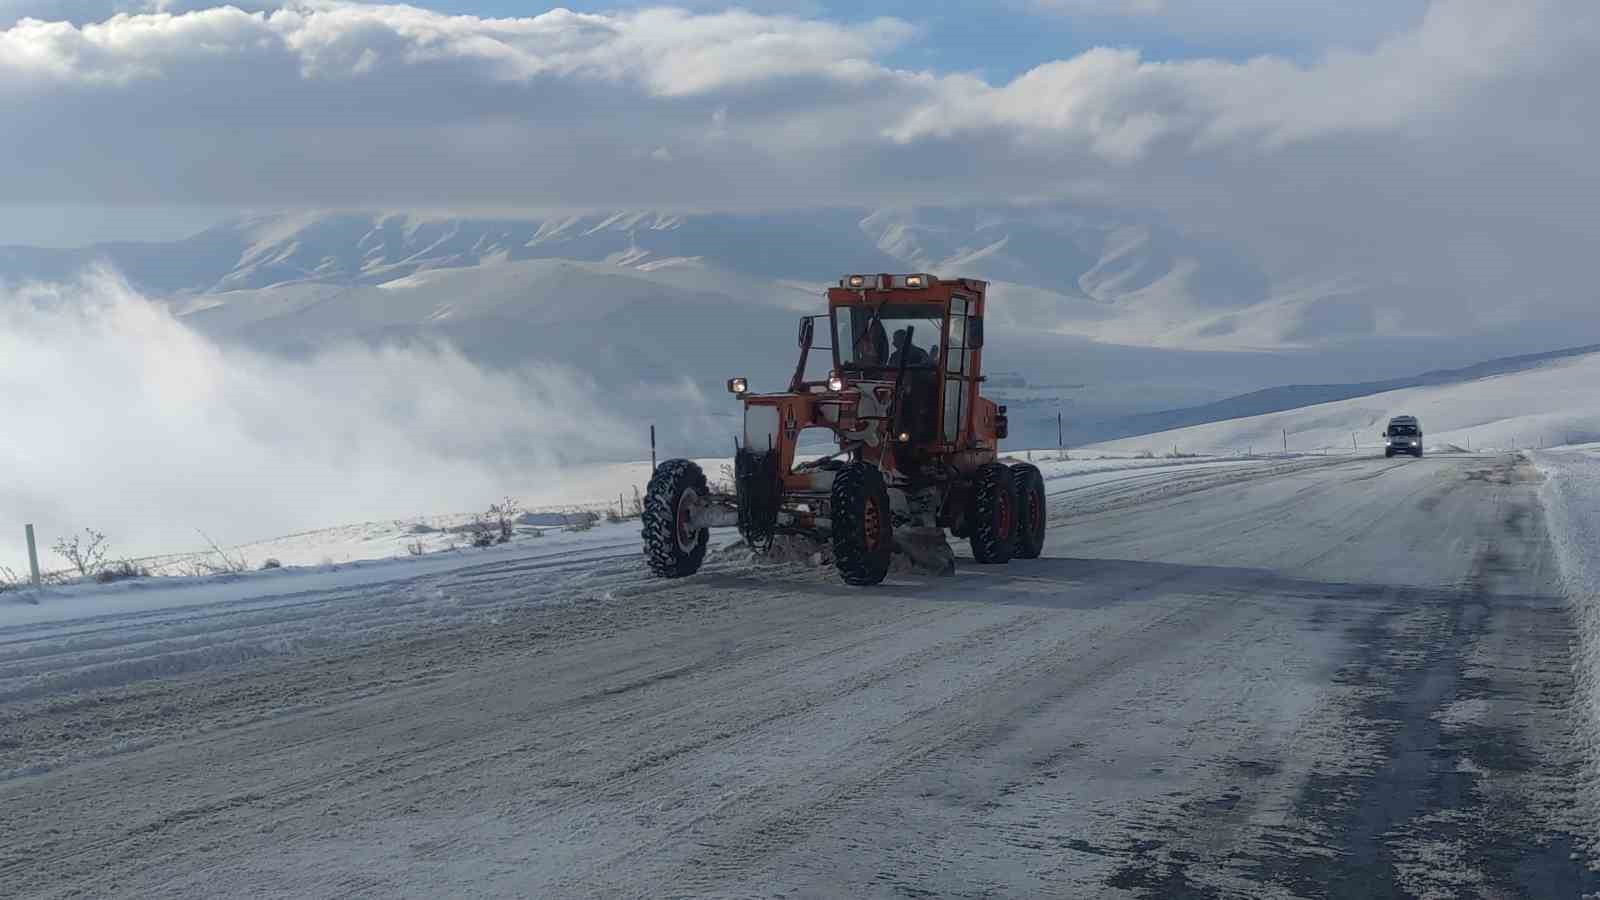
[834,303,945,371]
[1388,423,1419,436]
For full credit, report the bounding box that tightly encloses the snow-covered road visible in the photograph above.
[3,454,1597,898]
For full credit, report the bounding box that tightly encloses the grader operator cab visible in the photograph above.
[642,273,1046,586]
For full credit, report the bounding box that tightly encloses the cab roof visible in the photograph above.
[826,274,989,313]
[832,274,988,293]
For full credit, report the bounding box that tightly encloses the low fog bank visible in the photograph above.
[0,269,717,573]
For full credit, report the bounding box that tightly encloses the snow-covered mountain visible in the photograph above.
[0,206,1361,350]
[0,207,1257,304]
[9,206,1593,356]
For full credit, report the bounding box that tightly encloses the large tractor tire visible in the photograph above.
[1010,462,1047,560]
[831,463,893,586]
[642,459,710,578]
[970,463,1018,564]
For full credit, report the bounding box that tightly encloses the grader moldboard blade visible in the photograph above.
[894,527,957,576]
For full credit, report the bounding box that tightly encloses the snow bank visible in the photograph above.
[1531,446,1600,825]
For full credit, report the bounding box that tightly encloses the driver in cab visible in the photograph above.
[889,328,935,368]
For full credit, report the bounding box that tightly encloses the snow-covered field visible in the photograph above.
[1,452,1286,627]
[1532,445,1600,824]
[10,452,1277,578]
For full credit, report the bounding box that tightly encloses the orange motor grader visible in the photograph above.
[642,273,1046,586]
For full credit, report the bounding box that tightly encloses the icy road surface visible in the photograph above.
[3,454,1597,898]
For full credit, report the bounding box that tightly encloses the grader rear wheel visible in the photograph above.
[970,463,1018,564]
[1011,462,1046,560]
[831,463,893,586]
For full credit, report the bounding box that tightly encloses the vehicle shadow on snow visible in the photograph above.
[700,555,1564,614]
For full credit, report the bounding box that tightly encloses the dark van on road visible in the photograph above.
[1384,415,1423,458]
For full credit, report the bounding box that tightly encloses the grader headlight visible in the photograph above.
[727,377,749,395]
[827,372,845,392]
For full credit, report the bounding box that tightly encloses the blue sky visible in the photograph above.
[430,1,1425,79]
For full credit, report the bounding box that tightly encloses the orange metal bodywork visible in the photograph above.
[738,275,1005,530]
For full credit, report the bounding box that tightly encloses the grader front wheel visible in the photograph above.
[831,463,893,586]
[642,459,710,577]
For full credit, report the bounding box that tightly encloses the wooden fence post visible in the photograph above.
[25,524,41,587]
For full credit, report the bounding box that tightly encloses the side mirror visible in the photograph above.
[968,318,984,349]
[798,316,815,350]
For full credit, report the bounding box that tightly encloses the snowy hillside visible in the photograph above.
[1086,347,1600,456]
[1067,342,1600,446]
[10,206,1600,453]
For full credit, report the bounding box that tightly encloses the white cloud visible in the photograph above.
[893,2,1591,153]
[0,1,1596,325]
[0,3,913,93]
[0,0,282,28]
[0,267,659,569]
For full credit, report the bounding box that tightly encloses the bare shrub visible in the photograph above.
[259,558,283,570]
[465,497,522,547]
[52,528,110,578]
[95,560,150,584]
[491,497,520,543]
[407,539,426,557]
[463,513,497,548]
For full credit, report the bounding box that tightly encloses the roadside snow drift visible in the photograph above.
[1532,446,1600,824]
